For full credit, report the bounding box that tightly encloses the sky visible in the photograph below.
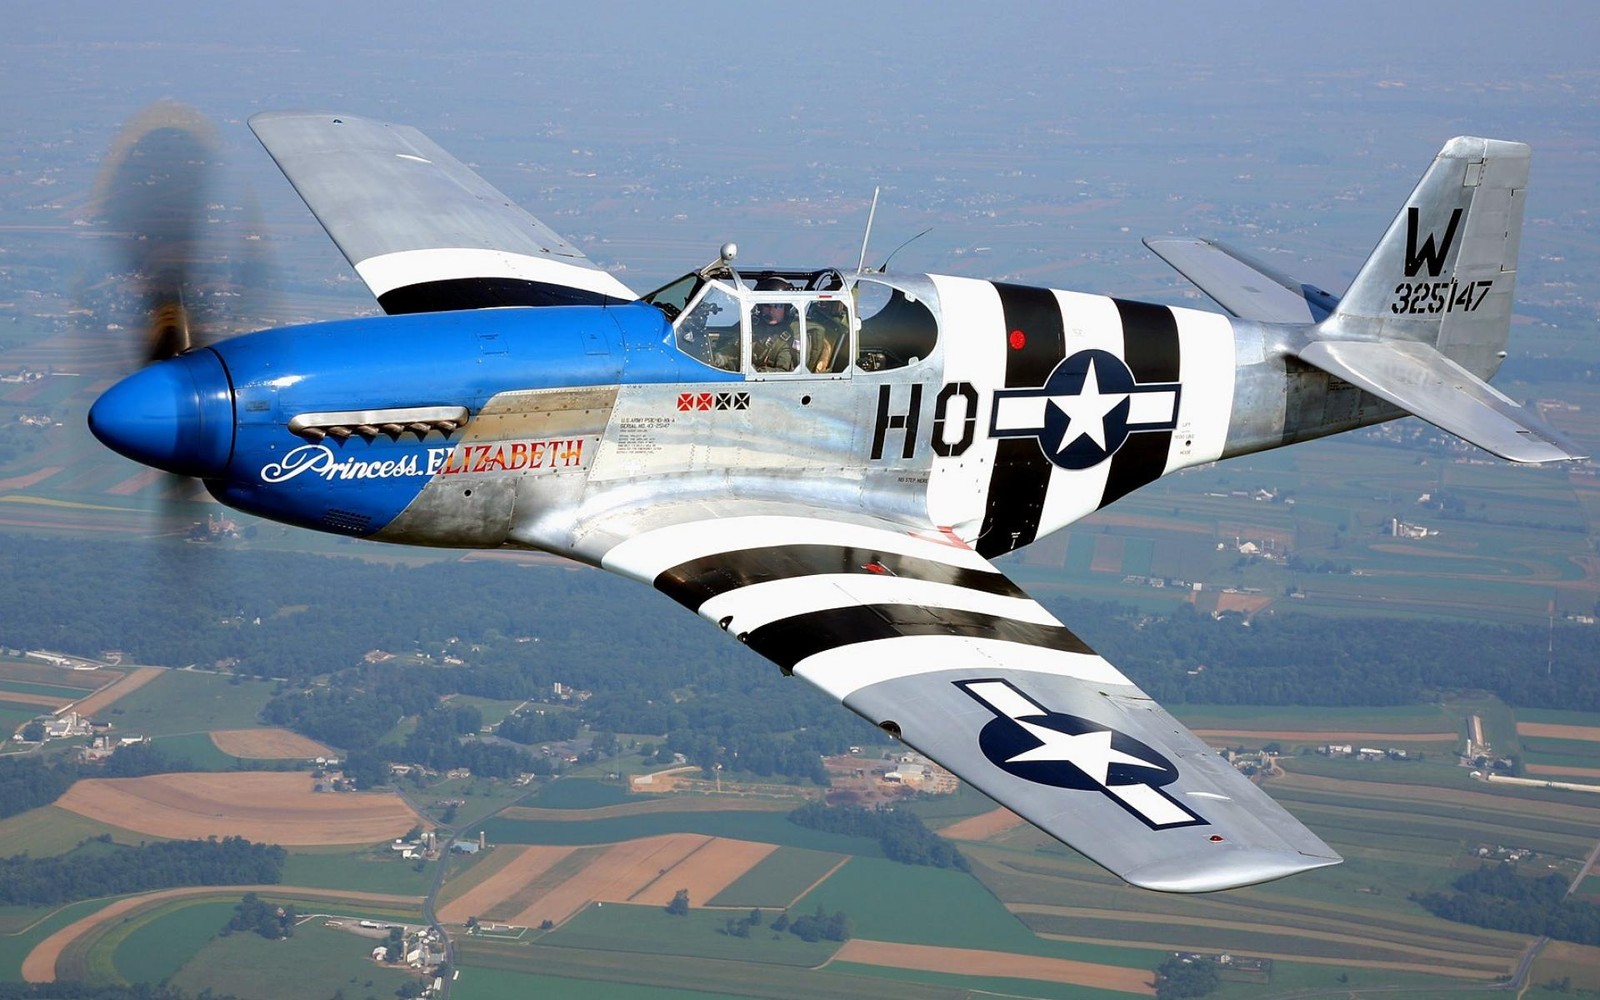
[2,1,1595,317]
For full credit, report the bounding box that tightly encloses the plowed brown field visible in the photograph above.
[210,728,333,759]
[56,772,420,845]
[832,940,1153,994]
[1518,722,1600,742]
[939,807,1025,841]
[439,834,776,930]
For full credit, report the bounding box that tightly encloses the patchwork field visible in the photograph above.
[831,939,1154,994]
[440,834,777,930]
[1518,721,1600,742]
[55,772,421,845]
[68,666,162,717]
[21,884,422,982]
[938,806,1026,841]
[209,727,333,759]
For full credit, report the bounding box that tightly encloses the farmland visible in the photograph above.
[56,771,422,845]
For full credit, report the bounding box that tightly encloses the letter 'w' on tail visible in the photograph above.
[1325,137,1528,379]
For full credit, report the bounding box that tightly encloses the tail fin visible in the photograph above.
[1326,137,1528,379]
[1304,138,1582,464]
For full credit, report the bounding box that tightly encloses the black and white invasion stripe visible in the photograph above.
[602,516,1127,701]
[975,290,1183,557]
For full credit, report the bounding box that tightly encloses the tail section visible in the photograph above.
[1327,137,1528,378]
[1306,137,1582,464]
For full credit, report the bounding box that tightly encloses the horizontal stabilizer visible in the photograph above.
[1297,339,1585,463]
[1145,237,1338,324]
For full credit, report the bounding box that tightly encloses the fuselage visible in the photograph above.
[89,269,1405,565]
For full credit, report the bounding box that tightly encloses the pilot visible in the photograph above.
[805,298,849,373]
[751,277,800,373]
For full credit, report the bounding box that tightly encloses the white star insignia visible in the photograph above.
[1006,721,1164,787]
[1045,357,1127,454]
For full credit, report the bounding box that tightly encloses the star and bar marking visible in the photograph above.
[989,349,1181,470]
[957,678,1207,830]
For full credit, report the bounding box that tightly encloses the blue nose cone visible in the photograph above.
[88,350,235,478]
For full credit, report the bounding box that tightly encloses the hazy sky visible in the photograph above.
[4,1,1596,296]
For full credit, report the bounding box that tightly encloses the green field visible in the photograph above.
[0,805,152,860]
[0,897,108,979]
[280,851,434,897]
[104,899,234,984]
[825,962,1144,1000]
[0,678,94,700]
[454,965,752,1000]
[97,670,272,737]
[410,774,533,831]
[151,731,245,770]
[543,902,839,966]
[707,847,845,908]
[528,777,634,810]
[169,917,417,1000]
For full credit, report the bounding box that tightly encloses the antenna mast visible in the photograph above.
[855,186,880,274]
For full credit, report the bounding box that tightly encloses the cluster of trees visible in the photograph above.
[776,905,851,943]
[1412,864,1600,945]
[221,892,296,940]
[717,908,765,938]
[1154,956,1220,1000]
[0,755,78,820]
[787,802,967,871]
[100,742,193,778]
[0,836,286,906]
[1066,600,1599,710]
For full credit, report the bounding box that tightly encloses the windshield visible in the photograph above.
[640,273,703,322]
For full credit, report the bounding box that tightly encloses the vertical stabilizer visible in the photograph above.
[1325,137,1528,378]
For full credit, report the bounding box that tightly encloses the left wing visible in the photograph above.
[249,112,634,314]
[599,512,1340,892]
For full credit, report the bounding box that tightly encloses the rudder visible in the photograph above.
[1325,137,1528,378]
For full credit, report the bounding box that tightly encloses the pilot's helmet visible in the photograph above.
[753,276,795,325]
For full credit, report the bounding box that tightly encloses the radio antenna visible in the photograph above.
[855,186,880,274]
[879,227,932,273]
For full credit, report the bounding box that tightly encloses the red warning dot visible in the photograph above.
[1208,834,1226,843]
[863,562,888,575]
[1008,329,1027,350]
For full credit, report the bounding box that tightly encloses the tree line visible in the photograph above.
[787,802,967,870]
[0,835,286,906]
[1412,864,1600,946]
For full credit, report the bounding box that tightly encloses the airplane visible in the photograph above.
[86,112,1584,893]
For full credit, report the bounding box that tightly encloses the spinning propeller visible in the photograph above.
[88,103,245,486]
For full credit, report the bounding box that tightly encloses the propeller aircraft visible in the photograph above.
[87,113,1584,893]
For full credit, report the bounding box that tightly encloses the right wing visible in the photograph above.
[599,511,1341,892]
[1144,237,1339,324]
[249,112,634,314]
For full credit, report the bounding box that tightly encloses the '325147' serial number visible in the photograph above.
[1391,279,1492,315]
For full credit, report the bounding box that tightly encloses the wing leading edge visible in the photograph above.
[249,112,634,314]
[601,513,1340,892]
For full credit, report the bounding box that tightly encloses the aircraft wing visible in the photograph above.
[599,512,1341,892]
[248,112,634,314]
[1144,237,1339,324]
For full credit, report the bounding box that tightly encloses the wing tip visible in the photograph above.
[1123,849,1342,894]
